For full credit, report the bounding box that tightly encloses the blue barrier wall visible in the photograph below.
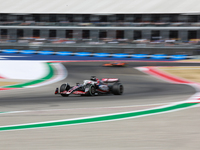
[20,50,36,54]
[0,49,193,60]
[93,53,110,57]
[132,54,148,59]
[2,49,18,54]
[56,51,72,56]
[150,54,167,59]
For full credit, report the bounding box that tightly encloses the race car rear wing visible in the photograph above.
[101,78,119,83]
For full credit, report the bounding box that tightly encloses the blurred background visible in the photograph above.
[1,1,200,150]
[0,0,200,56]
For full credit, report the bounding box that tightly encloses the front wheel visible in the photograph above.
[111,83,123,95]
[85,84,96,96]
[60,83,70,97]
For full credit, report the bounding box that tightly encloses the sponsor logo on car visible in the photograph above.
[73,91,86,94]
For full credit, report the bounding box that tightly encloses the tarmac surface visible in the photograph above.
[0,62,200,150]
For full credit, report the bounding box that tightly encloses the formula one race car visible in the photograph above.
[55,76,123,97]
[103,62,127,67]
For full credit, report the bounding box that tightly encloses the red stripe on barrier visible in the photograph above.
[0,88,19,91]
[0,75,5,79]
[147,67,191,84]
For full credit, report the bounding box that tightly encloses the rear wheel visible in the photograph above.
[85,84,96,96]
[60,83,70,97]
[111,83,123,95]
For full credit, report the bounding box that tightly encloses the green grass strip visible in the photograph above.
[0,103,198,131]
[3,63,54,88]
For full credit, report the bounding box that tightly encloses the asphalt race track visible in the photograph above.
[1,62,200,150]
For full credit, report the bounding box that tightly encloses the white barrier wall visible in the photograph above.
[0,0,199,13]
[0,61,48,80]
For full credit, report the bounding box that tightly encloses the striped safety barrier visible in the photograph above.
[0,49,194,60]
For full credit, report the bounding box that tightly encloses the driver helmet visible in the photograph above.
[90,76,97,81]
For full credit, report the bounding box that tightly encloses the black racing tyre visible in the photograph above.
[85,84,96,96]
[111,83,123,95]
[60,83,70,97]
